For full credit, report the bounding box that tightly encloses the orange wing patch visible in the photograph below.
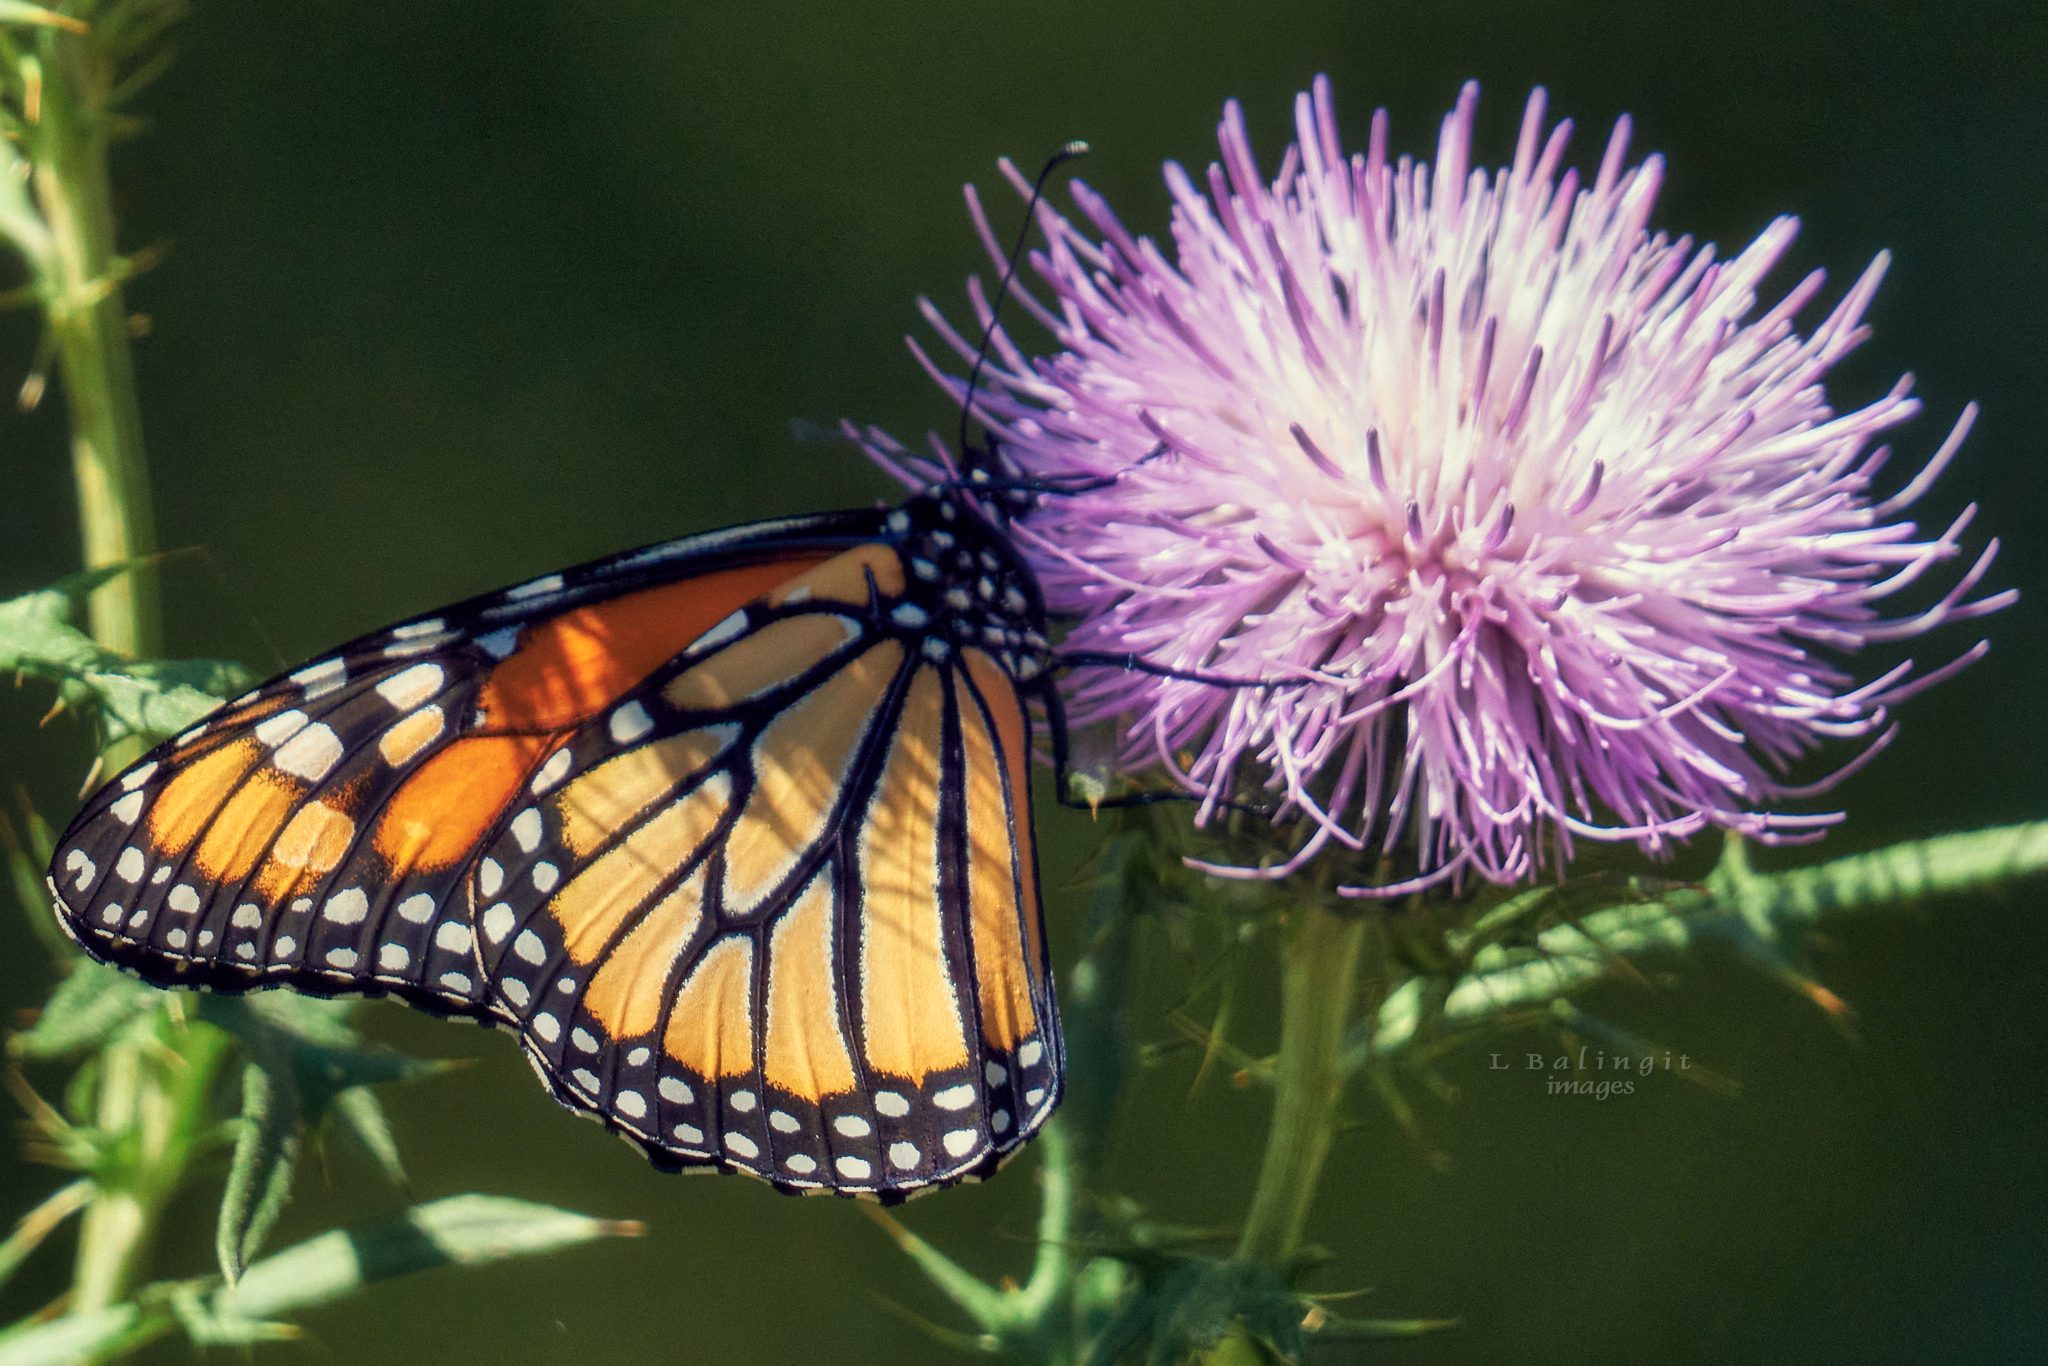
[856,665,968,1083]
[766,544,905,607]
[964,649,1042,998]
[374,734,552,873]
[665,935,756,1079]
[478,560,825,731]
[764,872,858,1099]
[722,641,903,915]
[256,800,356,900]
[956,670,1036,1051]
[548,772,732,964]
[554,727,732,858]
[148,739,264,855]
[581,865,709,1039]
[192,769,301,883]
[663,615,857,713]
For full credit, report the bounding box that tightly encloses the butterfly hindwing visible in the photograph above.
[468,540,1061,1197]
[48,493,1061,1199]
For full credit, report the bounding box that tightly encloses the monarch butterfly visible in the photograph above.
[46,483,1068,1200]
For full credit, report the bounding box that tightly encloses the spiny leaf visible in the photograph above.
[328,1086,408,1190]
[216,1049,303,1284]
[0,1197,640,1362]
[209,1195,642,1322]
[0,576,249,750]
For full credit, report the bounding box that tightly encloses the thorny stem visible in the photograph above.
[34,15,159,661]
[1234,901,1366,1270]
[1354,822,2048,1070]
[11,9,177,1323]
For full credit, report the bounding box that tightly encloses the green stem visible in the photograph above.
[34,19,159,661]
[1235,902,1367,1269]
[70,1013,231,1315]
[18,15,175,1324]
[1353,821,2048,1070]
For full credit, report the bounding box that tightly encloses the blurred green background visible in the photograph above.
[2,1,2044,1361]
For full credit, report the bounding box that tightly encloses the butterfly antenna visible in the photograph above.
[957,139,1090,470]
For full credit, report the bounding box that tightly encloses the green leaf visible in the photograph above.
[7,963,155,1060]
[0,1198,639,1362]
[0,577,250,751]
[216,1052,302,1284]
[328,1086,409,1189]
[0,1305,146,1366]
[205,1195,642,1325]
[0,802,69,958]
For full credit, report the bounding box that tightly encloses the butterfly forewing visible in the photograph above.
[47,510,870,1009]
[48,494,1061,1199]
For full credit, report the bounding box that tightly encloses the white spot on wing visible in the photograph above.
[166,884,199,914]
[510,808,543,852]
[506,573,565,601]
[376,663,444,710]
[108,791,145,825]
[608,701,654,745]
[690,610,748,654]
[888,1141,920,1170]
[254,710,309,746]
[942,1129,978,1158]
[834,1155,872,1181]
[434,921,473,954]
[933,1083,975,1111]
[115,848,145,882]
[481,903,515,943]
[530,747,572,794]
[397,893,434,923]
[874,1092,909,1118]
[476,628,520,659]
[291,659,348,700]
[64,850,95,892]
[273,723,344,781]
[120,762,158,791]
[833,1115,871,1138]
[323,888,369,924]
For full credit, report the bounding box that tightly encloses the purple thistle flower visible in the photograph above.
[856,78,2013,895]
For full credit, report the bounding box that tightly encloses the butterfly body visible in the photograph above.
[48,486,1063,1199]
